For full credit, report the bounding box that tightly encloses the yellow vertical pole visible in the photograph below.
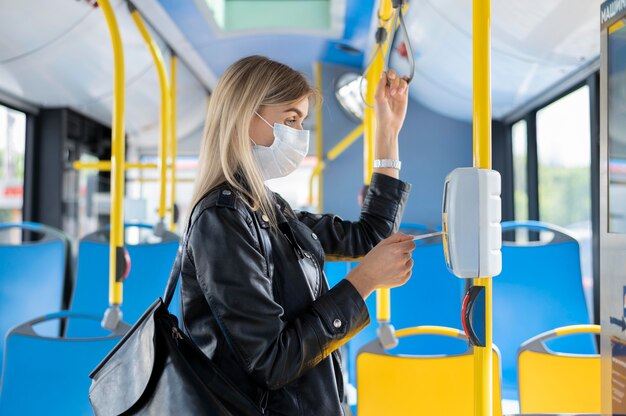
[314,62,324,213]
[169,54,177,232]
[365,0,393,186]
[473,0,492,414]
[364,61,379,186]
[98,0,125,308]
[131,8,171,227]
[368,0,395,325]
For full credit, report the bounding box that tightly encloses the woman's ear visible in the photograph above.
[249,110,275,147]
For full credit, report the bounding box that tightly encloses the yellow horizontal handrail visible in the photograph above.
[554,324,601,337]
[135,178,195,183]
[395,326,466,339]
[308,124,363,207]
[74,161,158,171]
[328,125,364,161]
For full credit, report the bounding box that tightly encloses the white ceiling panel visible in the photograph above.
[0,0,207,153]
[385,0,601,121]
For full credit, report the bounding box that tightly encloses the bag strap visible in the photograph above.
[162,183,238,308]
[163,246,184,308]
[162,201,198,308]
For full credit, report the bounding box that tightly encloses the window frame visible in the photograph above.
[502,74,600,325]
[0,99,33,224]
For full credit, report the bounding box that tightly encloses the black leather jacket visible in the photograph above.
[180,173,411,415]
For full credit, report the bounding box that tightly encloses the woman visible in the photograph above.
[181,55,415,415]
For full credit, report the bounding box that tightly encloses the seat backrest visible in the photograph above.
[341,237,465,385]
[0,311,127,415]
[0,222,69,372]
[518,324,600,414]
[494,221,595,400]
[67,224,179,337]
[356,326,503,416]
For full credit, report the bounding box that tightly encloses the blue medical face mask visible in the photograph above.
[250,111,310,180]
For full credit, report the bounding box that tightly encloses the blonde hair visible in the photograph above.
[189,55,316,230]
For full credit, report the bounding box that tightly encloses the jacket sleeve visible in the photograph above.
[296,173,411,261]
[187,205,369,390]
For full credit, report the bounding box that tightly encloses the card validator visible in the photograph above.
[442,168,502,278]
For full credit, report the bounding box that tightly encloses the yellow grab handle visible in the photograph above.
[369,0,398,325]
[170,54,178,232]
[73,161,157,171]
[131,9,171,224]
[396,326,465,339]
[314,62,324,213]
[472,0,493,414]
[554,324,601,337]
[98,0,125,306]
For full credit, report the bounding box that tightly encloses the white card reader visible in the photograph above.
[441,168,502,278]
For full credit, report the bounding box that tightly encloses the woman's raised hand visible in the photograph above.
[346,233,416,299]
[374,69,410,138]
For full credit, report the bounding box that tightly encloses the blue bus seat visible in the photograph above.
[345,235,465,385]
[66,224,179,337]
[0,312,128,415]
[495,221,595,401]
[0,222,70,373]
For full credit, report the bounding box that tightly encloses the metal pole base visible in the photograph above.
[377,322,398,349]
[102,304,123,331]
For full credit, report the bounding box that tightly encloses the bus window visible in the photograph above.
[507,119,530,243]
[0,104,26,241]
[512,119,529,240]
[68,153,100,240]
[608,20,626,234]
[125,155,199,232]
[536,85,592,311]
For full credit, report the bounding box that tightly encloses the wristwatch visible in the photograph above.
[373,159,402,170]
